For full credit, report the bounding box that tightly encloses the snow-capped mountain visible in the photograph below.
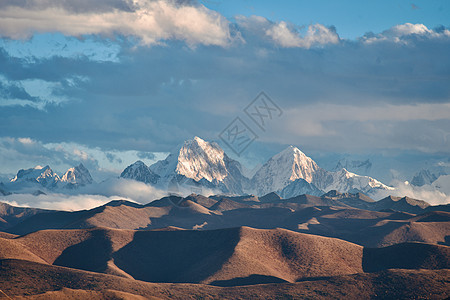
[125,137,248,194]
[60,163,94,186]
[121,140,393,197]
[120,161,159,184]
[251,145,392,197]
[325,168,394,195]
[251,146,331,196]
[151,137,229,181]
[278,179,324,198]
[6,164,94,191]
[10,165,60,188]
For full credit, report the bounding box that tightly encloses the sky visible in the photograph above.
[0,0,449,187]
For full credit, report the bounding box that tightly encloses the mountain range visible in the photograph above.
[4,163,93,192]
[3,137,449,204]
[119,136,394,198]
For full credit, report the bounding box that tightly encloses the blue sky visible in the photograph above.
[0,0,449,184]
[205,0,450,38]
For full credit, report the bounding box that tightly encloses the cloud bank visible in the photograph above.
[0,177,168,211]
[0,0,232,46]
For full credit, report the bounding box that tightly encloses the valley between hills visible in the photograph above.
[0,191,449,299]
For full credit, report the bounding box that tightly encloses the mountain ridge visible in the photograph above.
[121,137,394,197]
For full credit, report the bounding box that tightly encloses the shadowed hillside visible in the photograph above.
[3,193,450,249]
[0,226,448,287]
[0,259,448,299]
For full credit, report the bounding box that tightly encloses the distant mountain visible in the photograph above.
[60,163,94,187]
[5,164,94,191]
[333,158,372,175]
[411,169,440,186]
[119,138,394,197]
[123,137,249,194]
[411,167,449,188]
[10,165,60,188]
[278,178,324,198]
[251,146,332,196]
[325,168,394,195]
[250,145,392,197]
[432,175,450,196]
[120,161,159,184]
[0,183,10,196]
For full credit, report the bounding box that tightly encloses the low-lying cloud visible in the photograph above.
[1,193,115,211]
[0,178,169,211]
[373,179,450,205]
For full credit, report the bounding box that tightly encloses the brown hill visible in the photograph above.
[0,259,448,299]
[0,237,46,264]
[3,194,449,249]
[321,190,375,210]
[0,202,48,231]
[113,227,364,285]
[2,226,449,287]
[363,242,450,272]
[209,198,252,212]
[7,201,171,234]
[259,192,282,203]
[362,219,450,247]
[373,195,430,213]
[4,226,363,284]
[293,207,450,247]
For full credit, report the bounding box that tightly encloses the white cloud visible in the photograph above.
[0,178,169,211]
[372,180,450,205]
[17,137,33,145]
[80,178,167,204]
[266,22,339,48]
[1,193,115,211]
[0,0,232,46]
[362,23,450,44]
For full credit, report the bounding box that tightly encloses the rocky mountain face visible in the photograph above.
[2,137,395,198]
[10,165,60,188]
[411,169,445,186]
[60,164,94,186]
[150,137,248,194]
[5,164,94,191]
[251,146,328,196]
[120,161,159,184]
[120,137,394,197]
[278,178,324,198]
[325,168,394,195]
[250,145,392,197]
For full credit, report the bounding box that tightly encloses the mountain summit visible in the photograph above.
[10,165,60,188]
[251,145,392,197]
[8,164,93,191]
[60,163,94,186]
[121,137,394,197]
[120,161,159,184]
[123,137,248,194]
[151,136,231,182]
[251,146,330,196]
